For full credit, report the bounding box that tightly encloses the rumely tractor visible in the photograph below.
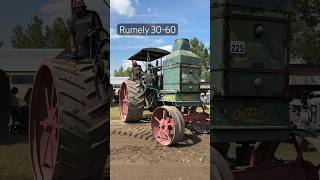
[119,38,210,146]
[29,0,110,179]
[211,0,320,179]
[0,69,11,138]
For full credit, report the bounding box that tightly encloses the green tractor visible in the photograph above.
[119,38,210,146]
[211,0,320,179]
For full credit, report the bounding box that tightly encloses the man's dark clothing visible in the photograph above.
[70,10,103,58]
[132,65,142,80]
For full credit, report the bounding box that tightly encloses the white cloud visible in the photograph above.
[155,38,164,44]
[159,45,173,52]
[110,28,145,40]
[110,0,135,17]
[110,28,121,39]
[179,18,189,26]
[41,0,69,24]
[147,6,157,13]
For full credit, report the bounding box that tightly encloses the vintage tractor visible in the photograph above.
[119,38,210,146]
[0,69,11,138]
[211,0,320,179]
[29,0,110,179]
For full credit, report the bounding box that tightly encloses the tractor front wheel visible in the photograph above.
[151,106,185,146]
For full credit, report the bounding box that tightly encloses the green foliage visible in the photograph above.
[25,16,46,48]
[10,15,69,49]
[10,25,28,48]
[190,37,210,81]
[113,67,132,77]
[45,17,69,48]
[291,0,320,64]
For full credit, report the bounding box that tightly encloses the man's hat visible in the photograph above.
[73,0,86,8]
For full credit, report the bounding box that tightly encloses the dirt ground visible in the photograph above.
[110,117,210,180]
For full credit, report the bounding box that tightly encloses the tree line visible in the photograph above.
[10,15,69,49]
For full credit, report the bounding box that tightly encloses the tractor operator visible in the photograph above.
[132,60,142,80]
[69,0,103,59]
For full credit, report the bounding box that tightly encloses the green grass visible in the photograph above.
[0,135,33,180]
[276,143,320,165]
[110,105,151,121]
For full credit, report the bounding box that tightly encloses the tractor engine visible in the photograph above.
[161,38,202,105]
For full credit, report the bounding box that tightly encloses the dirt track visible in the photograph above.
[110,118,210,180]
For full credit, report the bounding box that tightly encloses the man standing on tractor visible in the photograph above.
[132,60,142,80]
[69,0,103,59]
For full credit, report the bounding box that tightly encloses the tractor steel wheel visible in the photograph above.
[119,80,144,122]
[151,106,185,146]
[0,70,10,138]
[211,147,235,180]
[30,60,109,180]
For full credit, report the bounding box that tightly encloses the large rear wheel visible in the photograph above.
[211,147,235,180]
[30,60,109,180]
[119,80,144,122]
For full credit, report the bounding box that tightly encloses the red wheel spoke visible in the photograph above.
[156,129,162,138]
[162,109,166,119]
[50,82,55,108]
[41,134,50,165]
[154,117,161,123]
[164,130,172,142]
[50,138,54,168]
[45,88,50,114]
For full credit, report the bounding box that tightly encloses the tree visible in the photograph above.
[190,37,210,81]
[11,16,69,49]
[25,15,46,48]
[291,0,320,64]
[113,67,132,77]
[46,17,68,48]
[11,25,28,48]
[0,40,3,48]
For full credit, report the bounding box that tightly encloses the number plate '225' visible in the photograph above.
[230,41,245,54]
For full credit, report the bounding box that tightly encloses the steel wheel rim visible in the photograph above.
[119,82,128,121]
[151,107,176,145]
[30,65,59,180]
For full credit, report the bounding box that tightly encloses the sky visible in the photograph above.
[0,0,108,47]
[110,0,210,74]
[0,0,210,74]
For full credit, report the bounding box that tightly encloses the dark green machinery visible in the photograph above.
[211,0,320,179]
[119,38,210,146]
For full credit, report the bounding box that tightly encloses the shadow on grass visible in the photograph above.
[0,134,28,145]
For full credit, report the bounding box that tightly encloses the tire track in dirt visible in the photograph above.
[110,119,210,180]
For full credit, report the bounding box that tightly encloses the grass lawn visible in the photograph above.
[0,135,33,180]
[110,105,151,121]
